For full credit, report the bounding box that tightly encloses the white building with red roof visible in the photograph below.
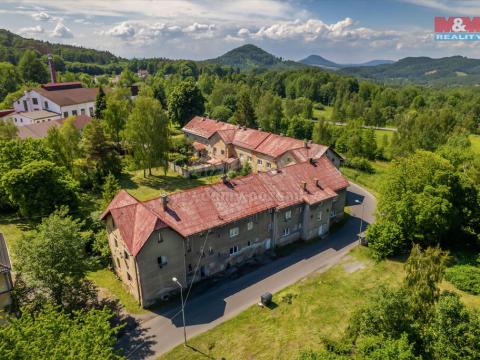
[101,158,349,307]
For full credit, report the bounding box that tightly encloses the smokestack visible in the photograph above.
[47,54,57,83]
[161,194,169,211]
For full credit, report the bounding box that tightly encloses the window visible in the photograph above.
[81,108,86,115]
[116,258,121,268]
[157,232,163,243]
[317,212,322,221]
[285,210,292,220]
[23,100,27,111]
[247,241,251,247]
[282,228,290,237]
[208,246,214,255]
[257,159,262,165]
[127,272,132,281]
[213,147,217,154]
[114,238,118,247]
[229,227,239,238]
[89,107,94,116]
[248,156,252,162]
[266,162,271,168]
[330,209,337,218]
[229,245,239,255]
[221,149,225,155]
[157,256,168,267]
[44,101,48,109]
[124,250,129,259]
[247,221,253,231]
[63,112,68,118]
[72,110,78,116]
[32,98,38,105]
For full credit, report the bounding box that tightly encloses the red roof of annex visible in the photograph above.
[101,157,349,256]
[183,116,330,159]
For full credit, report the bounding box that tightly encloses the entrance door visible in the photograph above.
[318,224,325,236]
[265,239,271,250]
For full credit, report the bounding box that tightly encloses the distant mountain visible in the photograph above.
[0,29,120,65]
[206,44,307,71]
[299,54,394,69]
[299,55,341,69]
[340,55,480,85]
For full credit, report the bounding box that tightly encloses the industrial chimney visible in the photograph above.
[47,54,57,83]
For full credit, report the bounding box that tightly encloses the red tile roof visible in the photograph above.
[192,141,206,151]
[183,116,237,139]
[182,117,330,160]
[102,158,349,256]
[0,109,14,118]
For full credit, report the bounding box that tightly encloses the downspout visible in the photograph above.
[134,256,144,308]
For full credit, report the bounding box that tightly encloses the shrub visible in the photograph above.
[444,265,480,295]
[343,157,374,174]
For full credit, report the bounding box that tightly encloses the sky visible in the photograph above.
[1,0,480,63]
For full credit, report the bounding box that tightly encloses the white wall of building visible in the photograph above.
[61,102,95,118]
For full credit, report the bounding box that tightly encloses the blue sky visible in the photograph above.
[1,0,480,62]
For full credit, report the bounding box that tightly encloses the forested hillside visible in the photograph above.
[341,55,480,85]
[206,44,306,71]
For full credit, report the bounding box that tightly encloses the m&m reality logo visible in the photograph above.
[435,16,480,40]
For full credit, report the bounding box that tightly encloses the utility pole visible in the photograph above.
[172,277,187,347]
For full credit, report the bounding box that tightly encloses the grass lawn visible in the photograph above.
[119,166,221,201]
[87,269,148,315]
[313,105,333,120]
[340,161,391,197]
[470,134,480,155]
[161,246,479,360]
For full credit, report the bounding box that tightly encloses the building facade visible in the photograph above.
[12,82,97,126]
[102,158,349,307]
[0,234,13,312]
[183,116,343,172]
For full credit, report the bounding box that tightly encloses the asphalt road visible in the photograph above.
[121,182,376,359]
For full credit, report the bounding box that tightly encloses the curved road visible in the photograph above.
[122,182,376,359]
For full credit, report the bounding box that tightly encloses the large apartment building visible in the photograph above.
[182,116,343,172]
[102,157,349,307]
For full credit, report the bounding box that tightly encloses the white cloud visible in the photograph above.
[240,18,399,43]
[105,22,136,39]
[51,22,73,38]
[184,23,215,33]
[18,25,44,35]
[32,11,52,21]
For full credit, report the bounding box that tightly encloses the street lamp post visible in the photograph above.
[355,199,365,242]
[172,277,187,347]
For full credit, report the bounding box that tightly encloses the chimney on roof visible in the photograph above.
[280,133,284,136]
[300,181,307,191]
[47,54,57,83]
[221,174,229,184]
[314,178,322,189]
[258,127,262,132]
[161,194,169,211]
[309,157,316,165]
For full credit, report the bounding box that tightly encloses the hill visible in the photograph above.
[0,29,120,65]
[206,44,307,71]
[299,54,394,69]
[340,55,480,85]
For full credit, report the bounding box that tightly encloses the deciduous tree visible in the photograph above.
[125,96,170,176]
